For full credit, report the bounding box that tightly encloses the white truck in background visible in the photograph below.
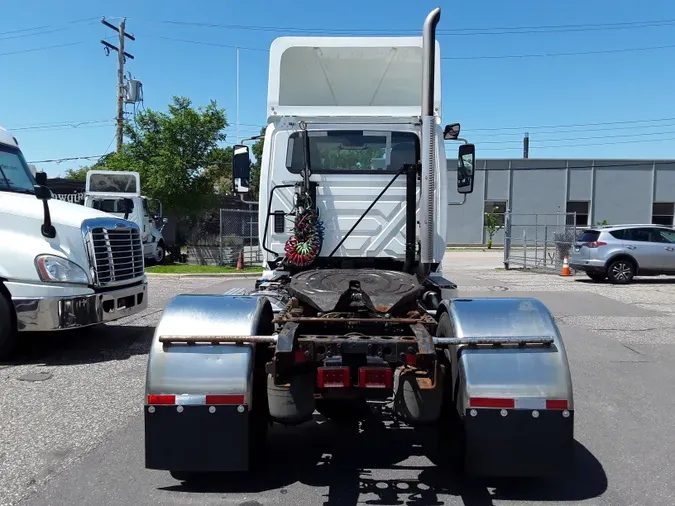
[83,170,168,264]
[0,126,148,360]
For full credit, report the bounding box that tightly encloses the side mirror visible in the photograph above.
[34,171,48,186]
[122,198,134,213]
[443,123,461,140]
[232,144,251,193]
[457,143,475,194]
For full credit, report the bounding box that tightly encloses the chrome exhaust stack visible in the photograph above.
[420,7,441,266]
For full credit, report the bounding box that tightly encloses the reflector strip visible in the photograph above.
[469,397,515,409]
[514,397,546,410]
[147,394,175,405]
[546,399,569,410]
[205,394,246,405]
[147,394,246,405]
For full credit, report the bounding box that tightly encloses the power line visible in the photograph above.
[9,119,115,131]
[442,42,675,60]
[130,17,675,36]
[464,116,675,133]
[149,33,675,61]
[0,41,84,57]
[0,17,99,37]
[27,155,107,164]
[480,136,675,151]
[146,35,266,52]
[477,129,675,145]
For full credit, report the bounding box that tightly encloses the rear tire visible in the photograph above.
[435,311,466,474]
[586,272,606,282]
[607,258,635,284]
[154,241,166,264]
[0,293,18,362]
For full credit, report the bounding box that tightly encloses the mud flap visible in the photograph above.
[463,408,575,477]
[145,405,250,472]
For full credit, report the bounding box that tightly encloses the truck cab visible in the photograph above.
[244,36,459,273]
[0,126,148,360]
[83,170,168,264]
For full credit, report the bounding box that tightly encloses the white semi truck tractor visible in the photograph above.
[0,127,148,360]
[144,7,574,482]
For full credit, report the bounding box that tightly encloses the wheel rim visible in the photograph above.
[611,262,631,281]
[156,247,164,262]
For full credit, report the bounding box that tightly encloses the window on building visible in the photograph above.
[652,202,674,226]
[566,201,589,226]
[484,200,507,227]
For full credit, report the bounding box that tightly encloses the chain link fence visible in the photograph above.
[185,208,263,266]
[503,212,584,272]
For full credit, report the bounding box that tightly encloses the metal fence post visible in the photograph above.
[523,229,527,268]
[504,210,511,269]
[219,208,223,266]
[544,224,548,267]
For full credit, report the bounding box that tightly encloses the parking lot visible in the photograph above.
[2,250,675,506]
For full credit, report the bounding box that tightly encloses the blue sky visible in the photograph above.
[2,0,675,176]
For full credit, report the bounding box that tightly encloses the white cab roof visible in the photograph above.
[0,125,19,148]
[267,36,442,122]
[85,170,141,197]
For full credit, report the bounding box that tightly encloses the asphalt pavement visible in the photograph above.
[3,252,675,506]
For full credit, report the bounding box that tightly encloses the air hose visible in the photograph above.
[283,207,325,268]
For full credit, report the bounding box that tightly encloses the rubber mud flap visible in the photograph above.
[145,405,249,473]
[463,408,575,477]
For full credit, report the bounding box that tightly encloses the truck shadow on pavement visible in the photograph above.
[160,410,608,506]
[2,324,154,366]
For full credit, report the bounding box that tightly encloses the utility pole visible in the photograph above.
[100,17,135,152]
[523,132,529,159]
[236,45,240,144]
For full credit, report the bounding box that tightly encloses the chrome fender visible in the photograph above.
[437,297,573,414]
[145,294,274,406]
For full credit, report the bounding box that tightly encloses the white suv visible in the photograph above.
[569,224,675,284]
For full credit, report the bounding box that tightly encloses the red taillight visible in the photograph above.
[317,367,350,388]
[404,353,417,365]
[358,367,393,389]
[205,394,245,405]
[585,241,607,248]
[147,394,175,405]
[294,349,307,363]
[546,399,569,410]
[469,397,515,409]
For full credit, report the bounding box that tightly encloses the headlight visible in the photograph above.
[35,255,89,284]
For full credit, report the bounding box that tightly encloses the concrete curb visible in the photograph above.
[146,272,262,279]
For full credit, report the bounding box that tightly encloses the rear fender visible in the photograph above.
[437,297,575,477]
[145,294,275,406]
[437,297,573,413]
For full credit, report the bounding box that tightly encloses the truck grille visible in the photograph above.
[83,219,144,287]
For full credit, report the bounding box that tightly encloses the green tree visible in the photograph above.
[484,206,504,249]
[63,166,90,180]
[85,96,229,216]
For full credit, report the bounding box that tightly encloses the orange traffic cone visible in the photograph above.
[236,250,244,270]
[560,256,571,277]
